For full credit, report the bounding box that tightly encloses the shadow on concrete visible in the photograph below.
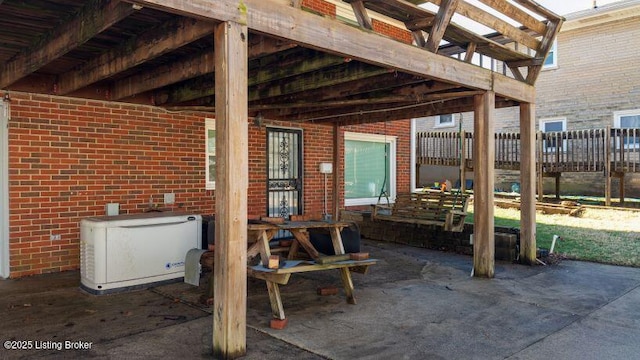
[2,240,640,359]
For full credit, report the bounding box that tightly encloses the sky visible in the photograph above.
[418,0,629,34]
[536,0,622,15]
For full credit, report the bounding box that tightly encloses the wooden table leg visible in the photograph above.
[330,227,356,304]
[254,229,287,320]
[266,281,286,320]
[287,238,300,260]
[289,229,321,259]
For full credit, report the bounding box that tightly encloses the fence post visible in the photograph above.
[536,131,544,200]
[460,130,466,192]
[605,126,611,206]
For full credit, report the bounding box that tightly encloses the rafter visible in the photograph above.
[464,42,477,63]
[263,90,483,119]
[154,54,377,105]
[476,0,546,35]
[249,72,422,106]
[331,97,517,126]
[0,0,136,89]
[57,17,214,95]
[126,0,536,102]
[350,1,373,30]
[112,36,296,100]
[425,0,458,53]
[526,19,563,84]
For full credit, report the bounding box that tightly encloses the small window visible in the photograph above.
[205,118,216,190]
[614,110,640,149]
[543,40,557,69]
[435,114,455,128]
[540,117,566,152]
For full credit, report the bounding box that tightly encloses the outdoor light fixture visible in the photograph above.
[253,113,264,127]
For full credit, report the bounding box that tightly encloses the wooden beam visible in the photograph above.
[350,0,373,30]
[425,0,459,53]
[113,51,215,101]
[511,0,564,22]
[526,19,563,84]
[411,30,427,48]
[464,42,476,63]
[473,91,495,278]
[605,126,612,206]
[156,61,389,106]
[276,90,483,120]
[519,102,537,265]
[250,96,413,110]
[0,0,136,89]
[333,123,340,220]
[506,58,544,67]
[112,36,296,100]
[57,17,214,95]
[450,0,540,50]
[536,131,544,201]
[213,20,248,359]
[476,0,547,35]
[254,91,517,124]
[508,65,525,82]
[327,97,517,126]
[250,72,422,106]
[125,0,535,102]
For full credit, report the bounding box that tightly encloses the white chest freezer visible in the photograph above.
[80,212,202,294]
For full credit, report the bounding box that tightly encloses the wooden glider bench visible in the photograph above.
[372,190,470,232]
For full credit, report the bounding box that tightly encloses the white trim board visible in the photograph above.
[0,100,9,278]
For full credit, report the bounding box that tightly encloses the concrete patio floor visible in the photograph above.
[2,240,640,359]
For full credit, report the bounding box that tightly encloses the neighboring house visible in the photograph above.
[0,0,413,278]
[416,0,640,198]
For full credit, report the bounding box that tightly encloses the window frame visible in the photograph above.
[205,118,216,190]
[344,132,397,207]
[434,114,455,129]
[540,117,567,153]
[614,109,640,149]
[542,39,558,70]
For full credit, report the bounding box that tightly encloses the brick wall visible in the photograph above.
[6,93,411,277]
[8,93,214,277]
[302,0,336,16]
[372,19,412,44]
[4,2,417,277]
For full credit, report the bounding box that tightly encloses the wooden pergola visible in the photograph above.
[0,0,562,357]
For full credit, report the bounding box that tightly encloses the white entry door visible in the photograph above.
[0,100,8,278]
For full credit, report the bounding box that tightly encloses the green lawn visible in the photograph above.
[466,206,640,267]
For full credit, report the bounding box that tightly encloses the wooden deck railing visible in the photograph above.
[416,127,640,174]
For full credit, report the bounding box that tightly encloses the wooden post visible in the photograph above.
[619,174,625,205]
[333,123,340,220]
[519,103,537,265]
[213,20,248,359]
[473,91,495,278]
[605,126,611,206]
[460,130,467,192]
[555,174,560,199]
[536,131,544,201]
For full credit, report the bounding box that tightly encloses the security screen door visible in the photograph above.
[266,128,303,238]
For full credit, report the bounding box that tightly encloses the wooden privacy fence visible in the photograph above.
[416,127,640,203]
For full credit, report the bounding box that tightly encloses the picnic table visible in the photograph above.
[246,220,377,327]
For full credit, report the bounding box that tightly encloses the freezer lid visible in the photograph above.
[80,212,202,228]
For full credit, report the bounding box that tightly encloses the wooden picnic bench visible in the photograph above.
[372,190,470,232]
[247,220,377,328]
